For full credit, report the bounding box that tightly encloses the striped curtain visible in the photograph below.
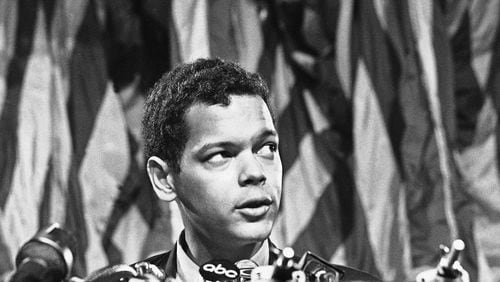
[1,0,499,281]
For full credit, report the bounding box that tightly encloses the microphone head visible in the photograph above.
[13,223,76,282]
[235,259,258,281]
[452,239,465,252]
[199,259,240,281]
[84,264,138,282]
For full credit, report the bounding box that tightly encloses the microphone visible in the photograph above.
[199,259,240,281]
[12,223,76,282]
[298,252,341,282]
[250,247,307,282]
[83,262,167,282]
[83,264,138,282]
[235,259,258,282]
[416,239,468,282]
[437,239,465,278]
[132,262,167,281]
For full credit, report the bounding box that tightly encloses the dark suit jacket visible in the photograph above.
[137,242,381,281]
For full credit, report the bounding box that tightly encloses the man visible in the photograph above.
[140,58,380,281]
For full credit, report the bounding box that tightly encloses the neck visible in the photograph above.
[181,229,264,265]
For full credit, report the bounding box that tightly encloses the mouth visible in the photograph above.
[235,197,273,219]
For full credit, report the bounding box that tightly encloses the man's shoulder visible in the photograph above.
[270,245,380,281]
[326,263,381,281]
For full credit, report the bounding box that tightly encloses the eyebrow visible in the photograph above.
[196,128,279,154]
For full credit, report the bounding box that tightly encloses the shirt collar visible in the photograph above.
[175,233,269,281]
[176,238,202,282]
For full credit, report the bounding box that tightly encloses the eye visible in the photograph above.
[256,143,278,159]
[205,151,232,166]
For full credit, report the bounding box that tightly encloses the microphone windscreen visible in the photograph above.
[13,223,76,282]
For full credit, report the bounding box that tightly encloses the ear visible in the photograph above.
[146,156,177,202]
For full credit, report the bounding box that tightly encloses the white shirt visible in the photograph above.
[175,239,270,282]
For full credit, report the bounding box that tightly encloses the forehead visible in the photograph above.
[184,95,275,144]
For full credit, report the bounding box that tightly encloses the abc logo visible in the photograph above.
[200,259,240,280]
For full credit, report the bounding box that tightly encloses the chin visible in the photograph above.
[233,221,274,243]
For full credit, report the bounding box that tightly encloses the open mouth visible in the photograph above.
[236,197,273,219]
[236,197,273,209]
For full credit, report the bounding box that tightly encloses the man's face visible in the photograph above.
[172,95,282,246]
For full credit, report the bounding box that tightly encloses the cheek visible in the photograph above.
[177,171,235,208]
[265,163,283,188]
[269,168,283,206]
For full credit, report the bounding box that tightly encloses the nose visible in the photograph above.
[238,153,267,186]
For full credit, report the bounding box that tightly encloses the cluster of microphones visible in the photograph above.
[9,223,467,282]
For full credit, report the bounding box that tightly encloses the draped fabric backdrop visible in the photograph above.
[1,0,499,281]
